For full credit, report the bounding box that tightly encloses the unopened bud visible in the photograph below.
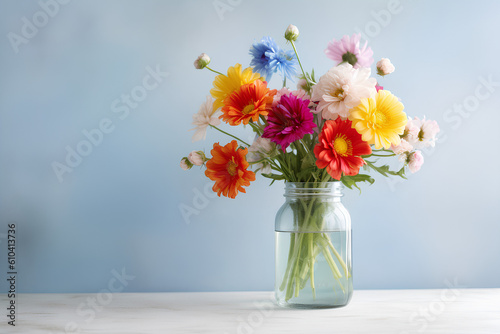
[376,58,395,76]
[284,24,299,42]
[180,157,193,170]
[194,53,211,70]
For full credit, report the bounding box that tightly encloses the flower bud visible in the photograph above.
[408,150,424,173]
[376,58,395,76]
[284,24,299,42]
[194,53,211,70]
[180,157,193,170]
[297,78,308,91]
[187,150,207,166]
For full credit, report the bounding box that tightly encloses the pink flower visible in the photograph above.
[376,58,395,76]
[272,87,311,108]
[262,94,316,151]
[408,150,424,173]
[375,84,384,92]
[297,78,308,91]
[311,63,376,120]
[408,117,440,148]
[401,117,420,143]
[391,139,413,161]
[180,157,192,170]
[325,33,374,69]
[188,151,206,166]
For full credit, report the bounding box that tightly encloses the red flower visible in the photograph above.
[314,118,372,180]
[205,140,256,198]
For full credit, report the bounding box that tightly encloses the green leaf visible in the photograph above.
[261,173,286,181]
[340,174,375,192]
[300,151,316,170]
[365,160,407,179]
[296,166,317,181]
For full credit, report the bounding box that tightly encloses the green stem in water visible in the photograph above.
[210,125,250,147]
[319,240,346,294]
[279,234,296,292]
[309,233,316,299]
[323,233,350,277]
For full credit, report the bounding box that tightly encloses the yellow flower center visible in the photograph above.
[369,109,389,129]
[375,109,388,124]
[333,135,352,157]
[242,104,255,114]
[226,158,238,176]
[333,88,345,100]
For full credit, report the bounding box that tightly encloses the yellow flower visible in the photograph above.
[210,64,263,113]
[349,90,407,149]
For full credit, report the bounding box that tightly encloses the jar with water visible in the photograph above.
[275,182,352,308]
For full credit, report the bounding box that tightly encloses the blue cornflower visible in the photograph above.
[268,49,297,82]
[249,37,298,82]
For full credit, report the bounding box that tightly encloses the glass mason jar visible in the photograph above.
[274,182,352,308]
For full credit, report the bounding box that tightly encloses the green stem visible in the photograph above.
[367,153,396,157]
[318,238,345,293]
[279,234,296,292]
[309,234,316,299]
[323,233,349,277]
[205,66,224,76]
[290,41,309,85]
[210,125,250,147]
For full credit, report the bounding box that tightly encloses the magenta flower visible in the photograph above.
[262,94,316,151]
[325,33,374,69]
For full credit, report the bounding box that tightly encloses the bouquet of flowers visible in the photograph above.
[181,25,439,301]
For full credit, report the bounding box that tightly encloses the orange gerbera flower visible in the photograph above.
[205,140,256,198]
[314,118,372,180]
[220,80,277,126]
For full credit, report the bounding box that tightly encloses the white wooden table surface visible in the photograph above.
[1,289,499,333]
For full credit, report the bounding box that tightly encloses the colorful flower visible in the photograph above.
[270,50,298,81]
[249,37,298,81]
[376,58,395,76]
[210,64,263,112]
[314,118,372,180]
[262,94,316,151]
[190,96,222,142]
[408,150,424,173]
[375,84,384,92]
[205,140,256,199]
[349,90,407,149]
[220,80,276,126]
[312,63,376,120]
[325,33,374,69]
[408,117,440,149]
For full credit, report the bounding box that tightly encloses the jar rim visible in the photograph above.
[284,181,343,197]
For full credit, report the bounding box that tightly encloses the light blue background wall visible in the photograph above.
[0,0,499,293]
